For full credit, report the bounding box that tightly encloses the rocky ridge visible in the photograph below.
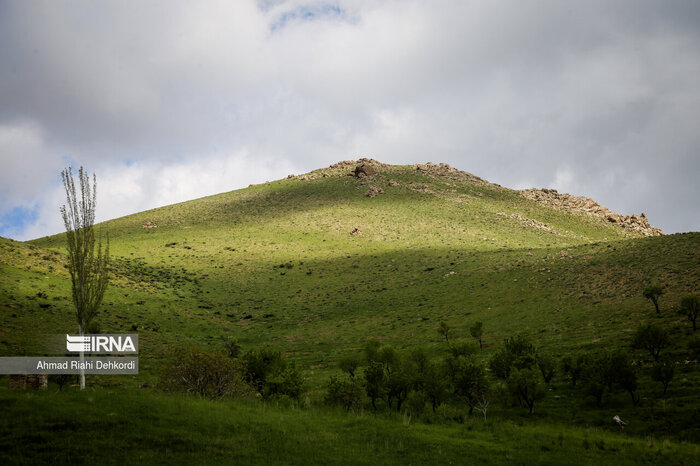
[520,188,663,237]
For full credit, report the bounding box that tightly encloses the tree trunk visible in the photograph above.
[79,325,85,390]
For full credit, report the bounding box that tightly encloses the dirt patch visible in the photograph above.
[142,221,157,228]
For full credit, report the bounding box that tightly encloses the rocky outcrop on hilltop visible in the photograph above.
[412,162,490,184]
[288,158,392,181]
[520,188,663,237]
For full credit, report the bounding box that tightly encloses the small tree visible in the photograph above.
[363,361,386,410]
[470,321,484,349]
[537,354,557,384]
[679,295,699,331]
[632,324,670,361]
[651,358,674,395]
[338,353,361,378]
[507,368,546,415]
[643,284,664,314]
[437,321,451,344]
[60,167,110,390]
[325,375,364,412]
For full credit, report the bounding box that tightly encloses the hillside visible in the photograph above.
[2,161,698,375]
[1,160,699,463]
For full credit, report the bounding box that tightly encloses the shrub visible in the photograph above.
[489,335,536,380]
[242,348,305,400]
[264,362,305,401]
[446,355,489,415]
[158,346,250,400]
[325,375,364,412]
[632,324,670,361]
[679,295,699,331]
[363,361,386,410]
[338,353,361,378]
[469,321,484,349]
[651,357,675,395]
[536,354,557,384]
[561,353,590,387]
[402,390,427,418]
[507,368,546,414]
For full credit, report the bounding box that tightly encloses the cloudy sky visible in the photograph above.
[1,0,699,240]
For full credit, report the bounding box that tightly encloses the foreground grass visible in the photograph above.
[0,387,697,465]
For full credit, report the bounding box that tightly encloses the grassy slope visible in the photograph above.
[1,162,699,462]
[1,388,698,465]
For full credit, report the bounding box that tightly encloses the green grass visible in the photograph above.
[1,387,698,465]
[0,162,698,462]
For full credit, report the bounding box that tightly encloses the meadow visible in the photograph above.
[1,162,698,463]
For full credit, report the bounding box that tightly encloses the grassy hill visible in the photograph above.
[1,160,698,463]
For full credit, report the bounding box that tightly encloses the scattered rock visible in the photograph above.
[355,163,376,178]
[412,162,489,184]
[497,212,557,234]
[520,189,663,236]
[350,228,362,236]
[409,184,430,192]
[365,186,384,197]
[142,221,157,228]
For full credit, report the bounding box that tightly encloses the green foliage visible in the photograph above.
[338,353,361,378]
[402,390,427,418]
[536,354,557,384]
[445,354,489,415]
[158,346,250,400]
[242,348,305,400]
[651,358,675,395]
[507,368,546,414]
[264,362,305,401]
[469,321,484,349]
[437,321,450,343]
[324,375,364,412]
[561,353,590,387]
[223,338,242,359]
[642,284,664,313]
[447,340,478,358]
[632,324,670,361]
[489,335,536,380]
[678,295,699,331]
[363,361,386,410]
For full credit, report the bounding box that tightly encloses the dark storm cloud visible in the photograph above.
[0,0,699,239]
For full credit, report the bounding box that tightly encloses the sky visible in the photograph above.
[1,0,699,240]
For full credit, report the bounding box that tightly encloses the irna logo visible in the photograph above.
[66,334,138,354]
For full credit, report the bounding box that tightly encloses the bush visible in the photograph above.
[632,324,670,361]
[264,362,305,401]
[446,355,489,415]
[402,390,427,418]
[651,357,675,395]
[325,375,364,412]
[679,295,699,331]
[536,354,557,384]
[159,346,250,400]
[507,367,546,414]
[489,335,536,380]
[242,348,305,400]
[338,353,361,378]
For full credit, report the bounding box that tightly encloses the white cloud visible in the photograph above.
[1,0,700,238]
